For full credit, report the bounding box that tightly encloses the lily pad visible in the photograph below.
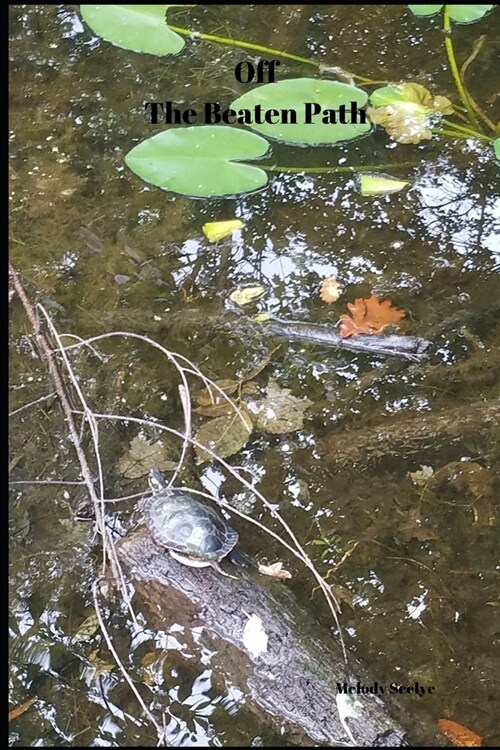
[408,4,494,24]
[247,380,313,434]
[368,83,453,144]
[195,407,253,464]
[369,83,453,114]
[230,78,371,145]
[80,5,185,55]
[125,126,269,198]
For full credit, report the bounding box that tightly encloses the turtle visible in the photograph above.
[140,468,239,578]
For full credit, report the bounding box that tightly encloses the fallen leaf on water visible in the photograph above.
[399,509,437,542]
[195,407,253,464]
[72,612,100,643]
[202,219,244,242]
[339,296,406,338]
[9,697,38,723]
[258,561,292,579]
[141,650,167,687]
[117,435,179,478]
[359,173,410,196]
[320,276,343,303]
[87,649,115,678]
[442,461,496,527]
[437,719,482,747]
[409,465,434,486]
[246,380,313,434]
[197,379,240,407]
[450,461,494,499]
[194,402,235,418]
[229,285,266,306]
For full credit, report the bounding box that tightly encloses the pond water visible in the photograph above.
[9,4,500,747]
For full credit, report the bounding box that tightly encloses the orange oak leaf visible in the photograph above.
[437,719,482,747]
[339,296,406,338]
[319,277,342,304]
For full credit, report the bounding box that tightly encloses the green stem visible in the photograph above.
[442,6,483,132]
[262,162,418,174]
[432,127,491,142]
[440,118,485,138]
[168,24,382,85]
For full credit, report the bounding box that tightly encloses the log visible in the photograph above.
[317,400,500,473]
[118,528,411,746]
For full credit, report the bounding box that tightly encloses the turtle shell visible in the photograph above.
[142,488,238,562]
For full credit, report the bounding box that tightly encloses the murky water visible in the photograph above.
[9,4,500,746]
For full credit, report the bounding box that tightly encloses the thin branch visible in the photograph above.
[9,392,56,416]
[9,480,87,486]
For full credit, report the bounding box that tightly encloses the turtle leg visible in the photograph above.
[210,561,238,580]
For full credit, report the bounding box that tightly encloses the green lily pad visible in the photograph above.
[369,83,453,113]
[125,126,269,198]
[408,4,494,23]
[407,4,444,17]
[448,4,493,23]
[493,138,500,161]
[80,5,185,55]
[230,78,371,145]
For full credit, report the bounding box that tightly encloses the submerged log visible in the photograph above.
[317,400,500,473]
[118,529,412,746]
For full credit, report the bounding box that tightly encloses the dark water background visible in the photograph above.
[9,4,500,746]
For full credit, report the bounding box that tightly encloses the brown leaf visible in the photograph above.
[437,719,482,747]
[196,379,240,407]
[193,402,235,418]
[320,277,342,304]
[247,381,313,434]
[195,407,253,464]
[9,697,38,723]
[399,510,437,542]
[339,296,406,338]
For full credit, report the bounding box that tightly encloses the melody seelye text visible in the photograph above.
[145,59,367,127]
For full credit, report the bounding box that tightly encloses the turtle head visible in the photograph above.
[148,468,167,492]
